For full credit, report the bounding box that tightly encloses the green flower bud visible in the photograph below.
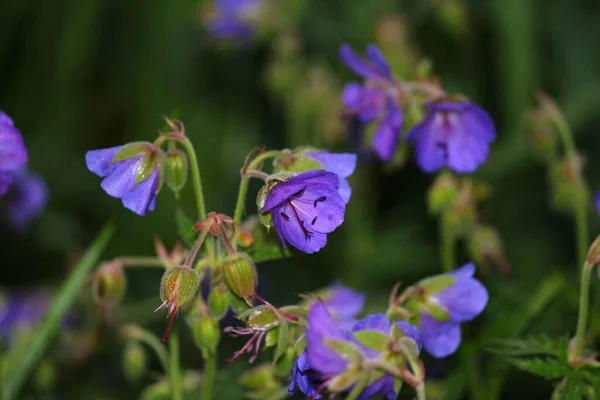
[428,171,459,214]
[221,253,257,306]
[587,235,600,266]
[92,262,126,308]
[123,341,148,383]
[165,149,188,195]
[549,156,589,214]
[468,225,511,274]
[207,284,230,320]
[159,266,200,315]
[239,364,278,390]
[228,289,251,314]
[191,314,220,355]
[245,306,280,331]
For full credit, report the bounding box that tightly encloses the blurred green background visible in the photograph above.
[1,0,600,398]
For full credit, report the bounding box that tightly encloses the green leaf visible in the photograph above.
[273,320,289,362]
[561,376,585,400]
[247,239,292,264]
[175,207,198,246]
[507,357,569,380]
[2,222,115,400]
[353,330,390,353]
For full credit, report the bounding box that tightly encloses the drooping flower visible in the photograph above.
[301,151,357,203]
[2,168,47,231]
[405,100,496,174]
[418,263,488,358]
[261,170,346,254]
[206,0,261,40]
[340,44,403,161]
[85,142,164,216]
[0,111,28,196]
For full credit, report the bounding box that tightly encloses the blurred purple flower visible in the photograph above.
[318,283,365,329]
[0,111,28,196]
[595,190,600,215]
[262,170,346,254]
[2,168,47,231]
[86,143,163,216]
[0,290,51,339]
[302,151,357,203]
[419,263,488,358]
[288,352,325,399]
[405,100,495,174]
[206,0,261,40]
[340,44,403,161]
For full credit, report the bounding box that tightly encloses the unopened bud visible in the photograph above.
[468,225,510,274]
[92,262,126,308]
[527,109,557,163]
[549,156,588,213]
[246,306,280,331]
[123,341,147,383]
[236,230,254,247]
[207,284,230,320]
[165,149,188,195]
[239,364,278,390]
[159,266,200,312]
[428,171,459,214]
[587,235,600,266]
[191,314,220,354]
[221,253,257,306]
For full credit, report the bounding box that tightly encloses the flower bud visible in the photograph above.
[549,156,588,213]
[159,266,200,313]
[191,314,220,355]
[165,149,188,196]
[122,341,148,383]
[92,262,126,309]
[239,364,278,390]
[468,225,511,274]
[207,284,230,320]
[428,171,459,214]
[587,235,600,266]
[221,253,257,306]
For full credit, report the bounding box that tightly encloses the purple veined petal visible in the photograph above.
[342,84,387,123]
[448,263,476,279]
[434,277,488,322]
[271,206,328,253]
[405,112,446,173]
[420,313,462,358]
[372,102,403,161]
[0,172,13,196]
[287,185,345,233]
[307,302,344,340]
[342,83,365,109]
[85,146,124,177]
[445,111,491,173]
[121,167,159,216]
[261,180,306,212]
[4,169,48,231]
[459,103,496,142]
[366,45,392,80]
[0,117,27,172]
[396,321,422,351]
[351,313,391,333]
[294,170,340,188]
[357,374,396,400]
[305,331,348,375]
[336,178,352,203]
[100,156,142,199]
[322,283,365,320]
[289,352,323,398]
[339,44,392,84]
[304,151,357,179]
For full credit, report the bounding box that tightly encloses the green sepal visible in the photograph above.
[207,284,230,320]
[246,306,280,331]
[112,142,153,163]
[273,319,289,362]
[323,339,362,363]
[327,368,361,392]
[399,336,421,360]
[228,289,251,314]
[353,329,391,353]
[274,347,296,376]
[265,326,279,348]
[294,335,307,356]
[273,154,324,174]
[191,315,220,354]
[418,275,456,295]
[422,300,450,321]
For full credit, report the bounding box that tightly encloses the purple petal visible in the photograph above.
[421,313,462,358]
[434,277,488,322]
[289,186,344,233]
[448,263,476,279]
[0,112,27,172]
[307,303,344,340]
[207,19,254,39]
[341,84,387,123]
[337,178,352,203]
[322,283,365,321]
[85,146,124,177]
[261,180,306,212]
[0,173,13,196]
[100,156,142,198]
[358,375,396,400]
[445,112,491,173]
[372,103,403,161]
[405,112,446,173]
[304,151,357,179]
[351,314,391,333]
[270,204,327,253]
[366,45,392,80]
[289,352,323,398]
[340,44,392,83]
[396,321,422,351]
[305,303,348,374]
[121,167,159,216]
[3,169,48,231]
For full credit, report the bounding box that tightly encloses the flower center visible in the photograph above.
[279,189,327,241]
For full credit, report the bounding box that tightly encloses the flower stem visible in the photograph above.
[169,332,183,400]
[202,351,217,400]
[572,261,592,360]
[121,324,170,374]
[116,256,165,268]
[440,212,455,272]
[232,150,287,247]
[183,222,213,268]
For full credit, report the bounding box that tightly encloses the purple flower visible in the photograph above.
[262,170,346,254]
[86,143,163,216]
[0,291,51,339]
[302,151,357,203]
[405,100,495,174]
[419,263,488,358]
[0,111,28,196]
[288,352,325,399]
[318,283,365,329]
[340,44,403,161]
[1,169,47,231]
[206,0,261,40]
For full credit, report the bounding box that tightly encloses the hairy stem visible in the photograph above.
[202,351,217,400]
[572,262,593,359]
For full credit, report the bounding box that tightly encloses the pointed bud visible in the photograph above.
[236,230,254,247]
[158,266,200,342]
[207,284,230,320]
[122,341,148,383]
[92,261,126,309]
[428,171,459,214]
[587,235,600,266]
[221,253,257,306]
[165,149,188,196]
